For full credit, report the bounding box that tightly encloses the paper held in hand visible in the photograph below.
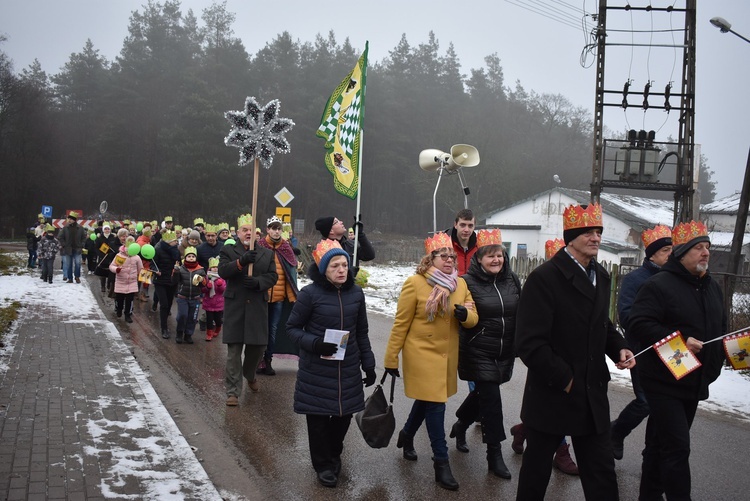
[321,329,349,361]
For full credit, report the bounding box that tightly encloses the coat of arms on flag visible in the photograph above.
[654,331,702,380]
[316,42,368,200]
[723,331,750,370]
[99,243,110,254]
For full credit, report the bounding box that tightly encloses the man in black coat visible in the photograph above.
[628,221,725,501]
[218,215,278,407]
[515,203,635,501]
[611,225,672,460]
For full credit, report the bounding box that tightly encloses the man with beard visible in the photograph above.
[628,220,725,501]
[218,214,278,406]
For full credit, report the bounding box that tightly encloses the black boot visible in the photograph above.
[433,458,459,491]
[175,331,184,344]
[184,334,194,344]
[263,357,276,376]
[449,420,470,453]
[396,430,417,461]
[161,329,170,339]
[487,444,511,479]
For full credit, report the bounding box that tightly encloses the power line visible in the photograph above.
[504,0,583,31]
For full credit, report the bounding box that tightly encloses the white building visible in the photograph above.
[482,188,749,268]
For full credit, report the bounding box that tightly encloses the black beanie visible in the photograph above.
[645,237,672,259]
[563,226,602,245]
[315,216,335,238]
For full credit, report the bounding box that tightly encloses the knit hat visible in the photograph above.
[641,225,672,259]
[315,216,335,238]
[562,203,603,244]
[313,239,350,274]
[188,230,201,241]
[672,220,709,259]
[102,223,111,230]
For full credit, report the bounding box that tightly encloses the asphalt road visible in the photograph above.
[92,276,749,501]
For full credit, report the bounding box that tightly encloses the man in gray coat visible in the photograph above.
[218,215,278,407]
[58,211,87,283]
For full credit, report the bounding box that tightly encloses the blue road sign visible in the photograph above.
[41,205,53,218]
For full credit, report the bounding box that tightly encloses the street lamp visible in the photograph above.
[709,17,750,44]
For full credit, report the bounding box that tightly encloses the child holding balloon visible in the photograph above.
[136,222,153,302]
[109,235,143,324]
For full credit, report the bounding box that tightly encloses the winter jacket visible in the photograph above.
[384,273,478,402]
[617,257,662,347]
[257,236,298,303]
[196,241,222,271]
[628,256,726,401]
[176,265,206,299]
[458,252,521,384]
[59,223,86,256]
[515,248,628,436]
[218,241,278,345]
[38,235,60,260]
[152,240,181,286]
[201,275,226,311]
[286,264,375,416]
[109,248,143,294]
[450,226,478,276]
[26,229,39,251]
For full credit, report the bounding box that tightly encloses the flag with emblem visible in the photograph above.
[654,331,702,380]
[316,42,368,200]
[723,331,750,370]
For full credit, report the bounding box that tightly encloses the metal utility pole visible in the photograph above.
[590,0,697,226]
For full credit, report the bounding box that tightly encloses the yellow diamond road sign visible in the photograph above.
[274,187,294,207]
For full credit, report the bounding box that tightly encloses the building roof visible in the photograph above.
[701,192,741,215]
[482,187,674,232]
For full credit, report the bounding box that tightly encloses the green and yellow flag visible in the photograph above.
[316,42,368,199]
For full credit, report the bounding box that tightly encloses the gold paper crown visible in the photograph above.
[218,222,230,231]
[672,220,708,246]
[123,219,131,225]
[164,216,173,222]
[162,230,177,242]
[194,217,205,226]
[237,214,253,228]
[545,238,565,259]
[562,203,603,231]
[204,223,218,234]
[174,225,183,232]
[476,229,502,248]
[641,224,672,248]
[45,224,55,232]
[313,239,344,265]
[424,232,453,254]
[282,222,292,231]
[208,257,220,268]
[68,211,79,219]
[184,246,197,257]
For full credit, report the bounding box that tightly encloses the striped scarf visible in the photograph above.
[423,266,458,322]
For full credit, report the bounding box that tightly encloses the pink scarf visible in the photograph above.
[423,266,458,321]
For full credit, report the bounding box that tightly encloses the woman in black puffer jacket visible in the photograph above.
[286,240,376,489]
[449,236,520,480]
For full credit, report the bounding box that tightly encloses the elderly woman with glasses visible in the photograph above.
[384,232,478,491]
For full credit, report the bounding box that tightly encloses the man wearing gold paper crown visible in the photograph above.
[627,220,726,501]
[515,203,635,501]
[610,225,672,461]
[218,214,278,407]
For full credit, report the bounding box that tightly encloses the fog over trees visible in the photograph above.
[0,1,716,237]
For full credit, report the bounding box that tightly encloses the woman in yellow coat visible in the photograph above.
[384,233,478,491]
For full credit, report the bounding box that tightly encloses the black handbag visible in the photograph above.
[355,372,396,449]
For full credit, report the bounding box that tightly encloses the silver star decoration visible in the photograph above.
[224,97,295,168]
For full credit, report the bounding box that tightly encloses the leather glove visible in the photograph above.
[239,250,257,266]
[242,276,259,289]
[312,339,339,356]
[384,367,400,378]
[363,368,377,387]
[454,304,468,322]
[353,215,364,234]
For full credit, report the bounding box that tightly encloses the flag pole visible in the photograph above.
[623,325,750,364]
[352,43,368,270]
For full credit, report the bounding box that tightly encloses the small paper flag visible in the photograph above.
[99,242,111,254]
[723,331,750,370]
[654,331,702,380]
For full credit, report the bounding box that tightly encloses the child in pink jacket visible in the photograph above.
[109,237,143,324]
[202,256,226,341]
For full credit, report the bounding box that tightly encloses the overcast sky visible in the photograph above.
[2,0,747,200]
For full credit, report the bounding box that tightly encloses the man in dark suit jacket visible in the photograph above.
[515,203,635,501]
[218,215,278,407]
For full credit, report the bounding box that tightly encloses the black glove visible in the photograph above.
[363,368,377,387]
[454,304,468,322]
[239,250,257,266]
[242,276,259,289]
[292,247,301,256]
[384,367,400,378]
[353,215,364,234]
[312,339,339,356]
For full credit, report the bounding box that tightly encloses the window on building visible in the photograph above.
[517,243,527,259]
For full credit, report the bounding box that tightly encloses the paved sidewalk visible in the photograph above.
[0,273,221,500]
